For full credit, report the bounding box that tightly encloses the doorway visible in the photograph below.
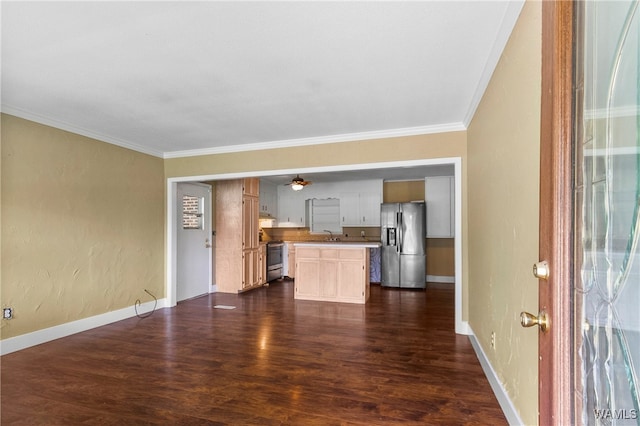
[166,158,466,334]
[176,182,212,302]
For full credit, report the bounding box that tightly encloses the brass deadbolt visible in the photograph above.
[533,261,549,280]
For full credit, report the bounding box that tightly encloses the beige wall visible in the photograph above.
[382,180,425,203]
[1,114,165,339]
[467,1,541,425]
[164,132,466,178]
[383,180,455,277]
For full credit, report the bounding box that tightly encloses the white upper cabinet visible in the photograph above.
[277,191,306,227]
[259,180,278,218]
[339,192,381,227]
[359,192,382,226]
[425,176,454,238]
[277,179,382,228]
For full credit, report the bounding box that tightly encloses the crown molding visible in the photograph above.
[162,122,466,159]
[1,105,166,158]
[2,104,466,159]
[462,0,525,127]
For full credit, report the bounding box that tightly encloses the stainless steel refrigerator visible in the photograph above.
[380,202,426,288]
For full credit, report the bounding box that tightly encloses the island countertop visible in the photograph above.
[293,241,381,248]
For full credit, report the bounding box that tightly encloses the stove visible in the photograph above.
[266,241,284,282]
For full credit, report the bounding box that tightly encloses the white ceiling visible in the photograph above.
[2,1,524,163]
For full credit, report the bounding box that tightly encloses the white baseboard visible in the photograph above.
[468,326,524,426]
[0,298,168,356]
[426,275,455,284]
[456,320,472,335]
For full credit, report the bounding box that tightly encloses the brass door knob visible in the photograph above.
[533,261,549,279]
[520,310,549,332]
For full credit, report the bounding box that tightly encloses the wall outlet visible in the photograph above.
[490,331,496,349]
[3,307,13,320]
[360,230,366,237]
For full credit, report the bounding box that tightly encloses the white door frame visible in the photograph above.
[165,158,469,335]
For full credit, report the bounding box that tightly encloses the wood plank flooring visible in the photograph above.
[1,281,507,425]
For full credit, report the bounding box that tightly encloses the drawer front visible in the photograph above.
[320,249,339,259]
[339,249,364,260]
[296,247,320,258]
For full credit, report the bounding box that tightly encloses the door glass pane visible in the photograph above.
[575,1,640,424]
[182,194,203,230]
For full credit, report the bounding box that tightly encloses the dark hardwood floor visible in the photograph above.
[1,280,506,425]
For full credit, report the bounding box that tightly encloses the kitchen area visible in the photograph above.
[211,172,455,304]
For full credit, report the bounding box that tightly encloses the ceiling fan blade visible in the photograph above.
[285,174,312,189]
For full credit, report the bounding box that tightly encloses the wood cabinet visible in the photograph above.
[216,178,263,293]
[425,176,454,238]
[336,249,369,302]
[339,192,381,227]
[244,177,260,197]
[295,256,320,297]
[285,242,296,278]
[294,244,371,304]
[258,243,267,285]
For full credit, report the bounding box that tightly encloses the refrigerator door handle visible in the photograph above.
[397,212,403,253]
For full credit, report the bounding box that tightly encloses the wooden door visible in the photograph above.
[259,244,266,285]
[243,177,260,198]
[337,260,364,302]
[536,3,574,424]
[538,1,640,424]
[242,249,258,289]
[295,247,321,298]
[241,195,259,289]
[319,259,338,299]
[242,196,259,251]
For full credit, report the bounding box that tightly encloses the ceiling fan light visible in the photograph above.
[291,183,304,191]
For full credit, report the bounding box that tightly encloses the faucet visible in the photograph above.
[324,230,336,241]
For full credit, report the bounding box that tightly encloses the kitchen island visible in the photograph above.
[293,241,381,304]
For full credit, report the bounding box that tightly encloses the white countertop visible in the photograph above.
[293,241,381,248]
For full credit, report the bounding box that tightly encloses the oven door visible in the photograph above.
[267,246,282,267]
[267,243,283,281]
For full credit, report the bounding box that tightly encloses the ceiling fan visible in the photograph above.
[285,175,312,191]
